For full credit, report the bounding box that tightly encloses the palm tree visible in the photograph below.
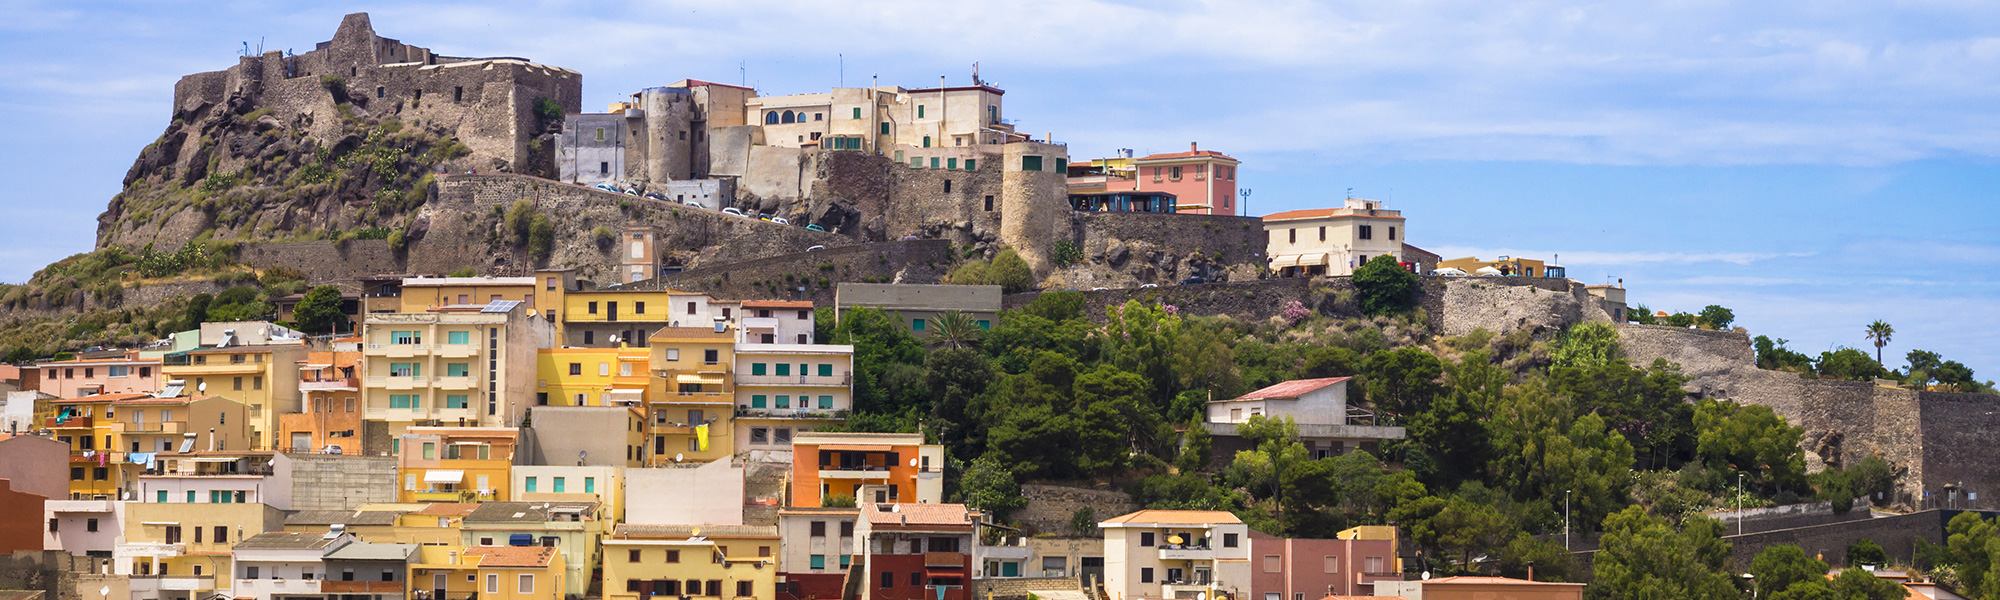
[926,311,985,350]
[1865,320,1894,365]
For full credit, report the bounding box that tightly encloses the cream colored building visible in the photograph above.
[1099,510,1251,600]
[1263,197,1406,277]
[159,322,308,450]
[361,303,552,436]
[732,343,853,462]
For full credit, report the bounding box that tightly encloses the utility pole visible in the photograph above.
[1563,489,1572,551]
[1737,473,1745,535]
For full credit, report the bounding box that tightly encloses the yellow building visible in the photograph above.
[536,347,649,407]
[732,344,853,459]
[47,393,250,499]
[118,501,287,582]
[559,288,707,348]
[160,344,305,451]
[646,326,738,464]
[397,427,518,503]
[395,276,546,314]
[601,524,779,600]
[467,546,568,600]
[1435,255,1565,278]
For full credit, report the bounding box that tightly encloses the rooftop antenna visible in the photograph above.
[240,41,250,57]
[973,61,981,86]
[839,54,844,88]
[740,60,746,87]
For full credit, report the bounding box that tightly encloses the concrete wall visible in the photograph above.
[521,405,643,467]
[558,113,626,186]
[0,437,70,500]
[284,453,397,511]
[971,576,1083,600]
[0,551,114,600]
[624,461,744,525]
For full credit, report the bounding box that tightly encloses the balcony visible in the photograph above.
[148,575,216,591]
[1158,546,1215,561]
[434,375,476,390]
[924,552,965,568]
[321,580,406,594]
[649,424,695,435]
[114,420,188,434]
[301,378,360,392]
[236,577,322,596]
[45,415,92,428]
[365,343,428,358]
[365,376,429,389]
[435,343,478,359]
[160,363,262,375]
[818,466,895,480]
[734,372,853,387]
[736,407,848,420]
[47,499,115,513]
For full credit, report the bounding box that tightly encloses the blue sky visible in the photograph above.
[1,1,1995,378]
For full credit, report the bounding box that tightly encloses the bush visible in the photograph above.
[1051,240,1083,268]
[592,226,615,248]
[447,268,477,277]
[1352,254,1419,316]
[532,97,563,121]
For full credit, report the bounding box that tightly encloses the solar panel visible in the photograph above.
[483,300,522,313]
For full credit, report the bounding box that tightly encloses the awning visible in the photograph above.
[1269,255,1303,269]
[423,470,465,484]
[676,374,724,385]
[1299,253,1330,266]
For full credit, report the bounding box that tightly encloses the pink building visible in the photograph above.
[1248,529,1402,600]
[29,352,161,398]
[1127,143,1240,215]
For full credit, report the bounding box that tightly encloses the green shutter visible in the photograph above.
[880,122,890,135]
[818,364,833,377]
[752,363,767,376]
[964,159,974,171]
[930,157,939,169]
[1022,155,1043,171]
[776,364,791,376]
[918,105,926,118]
[913,319,926,331]
[1056,158,1068,172]
[819,395,834,409]
[853,107,862,119]
[948,158,958,170]
[777,395,790,408]
[752,395,767,408]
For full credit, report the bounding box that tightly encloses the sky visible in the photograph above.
[0,0,1995,378]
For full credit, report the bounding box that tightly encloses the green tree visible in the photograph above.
[183,292,213,328]
[1754,336,1815,372]
[1485,380,1636,533]
[924,347,994,459]
[1069,507,1099,536]
[1947,512,1998,598]
[1408,352,1503,488]
[988,249,1034,294]
[1847,539,1888,568]
[1752,544,1830,593]
[291,285,347,334]
[1552,359,1695,469]
[1176,418,1212,472]
[830,308,926,416]
[1816,348,1885,381]
[1362,346,1447,417]
[1551,322,1623,371]
[1826,567,1910,600]
[1393,495,1513,573]
[1352,254,1420,316]
[527,213,555,262]
[1495,533,1576,582]
[1694,399,1808,494]
[926,311,985,350]
[958,456,1025,520]
[1865,320,1894,365]
[1630,304,1659,325]
[1588,507,1739,600]
[1698,305,1736,330]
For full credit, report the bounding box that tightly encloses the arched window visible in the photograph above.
[765,112,779,125]
[781,111,796,124]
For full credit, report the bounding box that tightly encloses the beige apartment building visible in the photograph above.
[833,284,1001,338]
[361,303,552,437]
[159,322,307,450]
[1100,510,1252,600]
[732,343,853,462]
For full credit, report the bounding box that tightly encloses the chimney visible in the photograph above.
[1190,142,1198,152]
[1527,564,1535,582]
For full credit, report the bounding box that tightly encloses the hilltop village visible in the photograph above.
[3,12,2000,600]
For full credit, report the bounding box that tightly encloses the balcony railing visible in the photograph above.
[924,552,964,568]
[46,416,92,428]
[413,489,496,502]
[321,580,407,594]
[301,378,361,391]
[734,372,853,387]
[1158,546,1214,561]
[736,407,848,419]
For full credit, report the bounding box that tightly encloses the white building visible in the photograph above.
[136,452,293,510]
[1206,377,1405,460]
[1263,197,1406,277]
[1099,510,1251,600]
[231,530,356,600]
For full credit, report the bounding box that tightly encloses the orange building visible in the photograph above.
[1374,576,1584,600]
[788,433,942,507]
[277,346,383,454]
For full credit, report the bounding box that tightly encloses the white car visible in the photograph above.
[721,207,746,217]
[1140,284,1158,288]
[806,245,826,252]
[771,217,790,225]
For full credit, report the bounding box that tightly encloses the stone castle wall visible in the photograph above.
[627,240,952,304]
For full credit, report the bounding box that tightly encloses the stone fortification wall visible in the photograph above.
[1016,484,1138,536]
[1720,509,1951,570]
[1000,143,1073,273]
[1008,278,1327,324]
[809,150,1004,244]
[624,240,951,304]
[1054,212,1265,289]
[238,240,403,283]
[286,453,398,511]
[1436,277,1609,337]
[0,551,109,600]
[972,576,1085,600]
[1918,392,2000,510]
[429,174,851,280]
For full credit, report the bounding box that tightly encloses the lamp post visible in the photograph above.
[1238,188,1252,217]
[1737,473,1746,536]
[1563,489,1572,551]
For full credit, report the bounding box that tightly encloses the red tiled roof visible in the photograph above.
[1230,377,1351,401]
[467,545,557,567]
[865,503,975,528]
[741,300,815,309]
[1423,576,1583,587]
[1100,510,1242,525]
[1262,208,1404,221]
[1135,149,1239,162]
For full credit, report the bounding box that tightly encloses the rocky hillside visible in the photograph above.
[96,76,540,253]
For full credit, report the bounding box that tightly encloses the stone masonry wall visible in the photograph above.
[1016,484,1138,536]
[623,240,951,304]
[1918,392,2000,510]
[972,576,1085,600]
[286,453,398,511]
[1051,212,1266,289]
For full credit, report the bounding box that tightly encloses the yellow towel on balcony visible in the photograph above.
[696,424,710,451]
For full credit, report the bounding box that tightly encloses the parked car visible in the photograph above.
[805,224,827,232]
[623,189,639,196]
[592,183,619,193]
[806,245,826,252]
[721,207,746,217]
[901,235,920,241]
[1090,287,1109,291]
[1179,275,1207,285]
[644,193,665,201]
[1140,284,1158,288]
[771,217,790,225]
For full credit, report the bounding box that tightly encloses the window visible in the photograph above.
[1170,166,1183,181]
[1358,225,1373,240]
[448,330,470,345]
[390,394,416,409]
[738,581,754,597]
[446,395,467,409]
[811,521,827,536]
[1288,229,1297,243]
[635,301,647,315]
[931,157,940,169]
[912,318,926,331]
[881,572,895,589]
[86,518,98,532]
[819,395,834,409]
[751,363,767,376]
[599,363,610,376]
[1364,556,1386,573]
[1323,555,1338,573]
[585,477,596,493]
[1140,568,1154,583]
[918,105,926,118]
[705,349,719,364]
[569,363,583,376]
[667,549,681,563]
[448,363,469,377]
[233,376,243,391]
[1196,164,1206,180]
[1388,226,1397,240]
[584,331,595,345]
[1223,533,1239,547]
[214,526,227,543]
[1319,227,1326,241]
[910,573,921,587]
[390,331,419,345]
[553,477,566,492]
[422,442,436,459]
[1263,555,1282,573]
[247,566,259,579]
[943,179,951,193]
[1022,155,1043,171]
[966,159,976,171]
[1140,532,1156,547]
[811,555,826,569]
[486,574,499,595]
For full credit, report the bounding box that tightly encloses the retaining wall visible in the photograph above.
[285,453,398,511]
[1016,484,1138,536]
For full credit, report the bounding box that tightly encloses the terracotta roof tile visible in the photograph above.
[1228,377,1350,401]
[466,545,557,567]
[1262,208,1404,221]
[863,503,976,528]
[1100,510,1242,525]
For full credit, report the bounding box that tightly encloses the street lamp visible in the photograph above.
[1238,189,1252,217]
[1737,473,1746,536]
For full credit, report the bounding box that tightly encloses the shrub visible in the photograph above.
[987,249,1033,294]
[1280,300,1311,325]
[592,226,615,248]
[1051,240,1083,267]
[1352,254,1418,316]
[448,268,477,277]
[532,97,563,121]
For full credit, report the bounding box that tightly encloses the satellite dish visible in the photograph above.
[196,381,207,393]
[1422,571,1432,580]
[909,458,918,467]
[100,586,111,598]
[691,527,701,537]
[608,335,620,343]
[675,453,684,463]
